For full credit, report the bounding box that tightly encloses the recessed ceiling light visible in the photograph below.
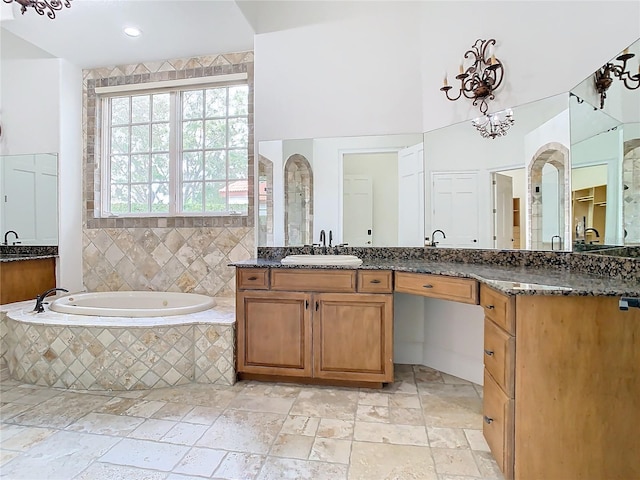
[123,27,142,38]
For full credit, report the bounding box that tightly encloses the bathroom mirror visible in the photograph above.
[258,133,424,247]
[0,153,58,246]
[569,37,640,249]
[424,93,571,250]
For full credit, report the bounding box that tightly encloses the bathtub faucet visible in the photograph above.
[33,288,69,313]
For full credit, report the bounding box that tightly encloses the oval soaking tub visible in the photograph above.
[49,291,216,317]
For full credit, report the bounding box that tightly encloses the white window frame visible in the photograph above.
[97,73,249,218]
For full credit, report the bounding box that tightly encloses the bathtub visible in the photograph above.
[49,291,216,317]
[2,293,236,390]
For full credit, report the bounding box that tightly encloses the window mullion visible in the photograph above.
[169,91,179,215]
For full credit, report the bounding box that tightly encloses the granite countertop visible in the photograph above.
[0,253,58,263]
[231,258,640,297]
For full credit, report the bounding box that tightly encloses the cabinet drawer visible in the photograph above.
[484,319,515,397]
[271,269,356,292]
[483,369,514,479]
[394,272,478,304]
[358,270,393,293]
[237,268,270,290]
[480,284,515,334]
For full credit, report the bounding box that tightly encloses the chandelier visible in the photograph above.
[440,38,505,115]
[3,0,71,19]
[471,108,514,139]
[594,46,639,109]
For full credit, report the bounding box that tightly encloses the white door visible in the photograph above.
[343,175,373,246]
[431,172,479,248]
[398,143,424,246]
[493,173,514,249]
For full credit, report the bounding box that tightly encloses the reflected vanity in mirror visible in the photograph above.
[258,134,424,247]
[0,153,58,246]
[569,37,639,254]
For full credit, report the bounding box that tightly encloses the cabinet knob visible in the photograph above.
[247,276,258,281]
[484,415,494,425]
[484,304,495,310]
[423,284,433,289]
[484,349,494,356]
[370,279,381,284]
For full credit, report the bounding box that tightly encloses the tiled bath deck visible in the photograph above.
[0,363,503,480]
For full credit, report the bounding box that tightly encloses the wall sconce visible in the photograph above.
[3,0,71,19]
[471,108,514,139]
[440,38,505,115]
[594,46,639,109]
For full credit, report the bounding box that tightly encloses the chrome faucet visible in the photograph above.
[3,230,20,246]
[551,235,562,251]
[428,229,446,247]
[584,228,600,244]
[319,230,327,254]
[33,288,69,313]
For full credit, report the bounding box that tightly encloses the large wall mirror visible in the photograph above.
[569,37,639,251]
[258,134,424,247]
[0,153,58,246]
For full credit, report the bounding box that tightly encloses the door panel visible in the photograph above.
[398,143,425,246]
[343,175,373,246]
[432,172,480,247]
[493,173,514,249]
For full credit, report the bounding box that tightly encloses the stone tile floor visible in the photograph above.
[0,363,503,479]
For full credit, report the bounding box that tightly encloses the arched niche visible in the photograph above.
[527,142,570,250]
[623,138,640,244]
[284,154,313,246]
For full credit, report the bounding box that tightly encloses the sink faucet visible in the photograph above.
[33,288,69,313]
[429,229,446,247]
[584,228,600,244]
[319,230,326,254]
[3,230,20,246]
[551,235,562,251]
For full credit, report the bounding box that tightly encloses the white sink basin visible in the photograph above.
[281,254,363,266]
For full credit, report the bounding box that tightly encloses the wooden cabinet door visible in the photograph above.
[237,291,312,377]
[313,293,393,383]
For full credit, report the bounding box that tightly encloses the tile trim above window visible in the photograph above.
[82,52,254,230]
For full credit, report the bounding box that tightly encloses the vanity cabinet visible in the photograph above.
[395,271,478,304]
[480,284,515,479]
[236,268,394,385]
[0,258,56,304]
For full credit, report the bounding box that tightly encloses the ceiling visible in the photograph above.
[0,0,384,69]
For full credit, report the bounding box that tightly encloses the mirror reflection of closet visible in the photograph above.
[284,154,313,246]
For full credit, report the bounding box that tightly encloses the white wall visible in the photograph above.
[0,58,83,292]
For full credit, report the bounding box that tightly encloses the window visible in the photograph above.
[102,83,249,216]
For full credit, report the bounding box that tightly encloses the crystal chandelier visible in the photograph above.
[471,108,514,139]
[3,0,71,19]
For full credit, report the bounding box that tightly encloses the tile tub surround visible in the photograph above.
[2,298,235,390]
[0,363,502,480]
[82,51,255,295]
[257,246,640,282]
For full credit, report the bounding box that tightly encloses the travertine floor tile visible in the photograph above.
[280,415,320,436]
[309,437,351,464]
[151,401,194,421]
[354,421,429,446]
[172,446,226,476]
[316,418,354,439]
[75,462,167,480]
[0,430,119,479]
[99,437,190,471]
[212,451,265,479]
[122,399,166,418]
[348,441,437,480]
[181,405,223,425]
[418,383,479,398]
[389,407,424,426]
[427,426,470,449]
[388,393,421,409]
[269,433,314,459]
[432,448,481,476]
[0,449,20,467]
[290,389,358,420]
[473,450,505,478]
[257,456,348,480]
[0,425,56,451]
[229,394,295,414]
[464,428,491,452]
[196,410,285,454]
[66,412,144,436]
[127,418,176,440]
[421,396,483,429]
[356,404,389,423]
[358,391,389,407]
[7,392,108,429]
[161,422,208,445]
